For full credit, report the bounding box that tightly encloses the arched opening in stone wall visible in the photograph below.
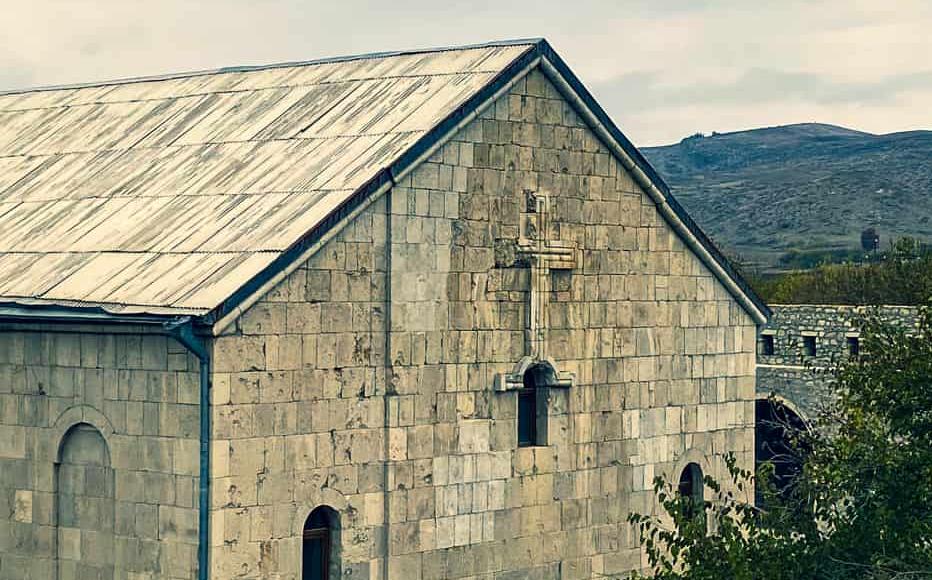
[517,362,552,447]
[755,398,809,506]
[303,505,341,580]
[678,462,705,521]
[57,423,114,580]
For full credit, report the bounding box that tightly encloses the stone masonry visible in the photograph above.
[0,64,761,580]
[209,69,758,580]
[756,304,918,421]
[0,325,202,579]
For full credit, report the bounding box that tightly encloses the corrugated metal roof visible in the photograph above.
[0,41,535,315]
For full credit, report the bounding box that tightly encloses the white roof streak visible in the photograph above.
[0,43,532,314]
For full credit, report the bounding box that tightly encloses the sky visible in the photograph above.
[2,0,930,146]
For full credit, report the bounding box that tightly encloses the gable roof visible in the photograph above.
[0,39,770,326]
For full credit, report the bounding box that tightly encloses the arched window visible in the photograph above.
[517,364,550,447]
[303,506,339,580]
[57,423,114,580]
[678,462,704,520]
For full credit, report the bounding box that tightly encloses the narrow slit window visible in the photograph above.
[517,385,538,447]
[517,364,549,447]
[760,334,775,356]
[847,336,859,357]
[803,335,817,357]
[678,462,705,523]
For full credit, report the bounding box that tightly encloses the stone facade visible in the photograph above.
[0,325,202,579]
[0,66,760,580]
[209,69,758,580]
[756,304,918,420]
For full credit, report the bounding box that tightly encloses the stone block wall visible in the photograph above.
[209,197,389,580]
[0,325,202,580]
[211,67,758,580]
[757,304,918,420]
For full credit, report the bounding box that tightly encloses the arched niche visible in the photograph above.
[56,423,115,580]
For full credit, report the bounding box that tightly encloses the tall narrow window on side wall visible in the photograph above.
[303,506,339,580]
[678,462,705,523]
[803,335,817,357]
[760,334,775,356]
[517,378,538,447]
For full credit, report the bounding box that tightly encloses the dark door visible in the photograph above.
[303,527,330,580]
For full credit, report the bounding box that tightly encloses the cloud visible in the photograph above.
[591,68,932,112]
[1,0,930,145]
[0,52,35,92]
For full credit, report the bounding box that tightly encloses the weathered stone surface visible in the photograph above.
[0,329,201,580]
[757,304,918,420]
[206,69,757,579]
[0,66,758,580]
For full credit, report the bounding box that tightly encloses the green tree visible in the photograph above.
[754,238,932,305]
[629,305,932,579]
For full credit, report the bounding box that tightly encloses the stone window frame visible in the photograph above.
[759,331,776,356]
[800,332,818,357]
[845,332,860,357]
[517,365,550,447]
[495,357,573,449]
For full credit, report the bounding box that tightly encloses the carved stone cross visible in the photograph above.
[494,191,578,391]
[519,192,577,360]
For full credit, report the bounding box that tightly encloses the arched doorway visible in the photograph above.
[303,506,340,580]
[755,398,809,505]
[57,423,114,580]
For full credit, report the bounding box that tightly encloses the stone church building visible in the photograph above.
[0,40,768,579]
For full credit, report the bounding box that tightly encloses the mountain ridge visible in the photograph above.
[642,123,932,268]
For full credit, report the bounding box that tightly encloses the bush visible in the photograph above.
[629,305,932,579]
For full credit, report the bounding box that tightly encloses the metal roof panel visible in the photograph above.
[0,42,536,316]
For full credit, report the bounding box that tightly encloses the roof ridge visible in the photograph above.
[0,38,545,97]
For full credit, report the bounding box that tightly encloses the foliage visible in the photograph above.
[751,238,932,305]
[629,304,932,579]
[628,456,820,580]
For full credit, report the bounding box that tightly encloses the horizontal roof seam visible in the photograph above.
[0,39,539,96]
[0,130,427,159]
[0,70,504,112]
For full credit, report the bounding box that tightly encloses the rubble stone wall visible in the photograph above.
[756,304,918,420]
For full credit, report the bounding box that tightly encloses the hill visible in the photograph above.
[641,123,932,269]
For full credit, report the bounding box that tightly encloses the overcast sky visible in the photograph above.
[3,0,930,146]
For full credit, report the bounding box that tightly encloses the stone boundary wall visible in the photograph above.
[756,304,919,421]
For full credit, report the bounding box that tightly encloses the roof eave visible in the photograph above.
[534,41,771,323]
[0,301,186,327]
[203,38,770,330]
